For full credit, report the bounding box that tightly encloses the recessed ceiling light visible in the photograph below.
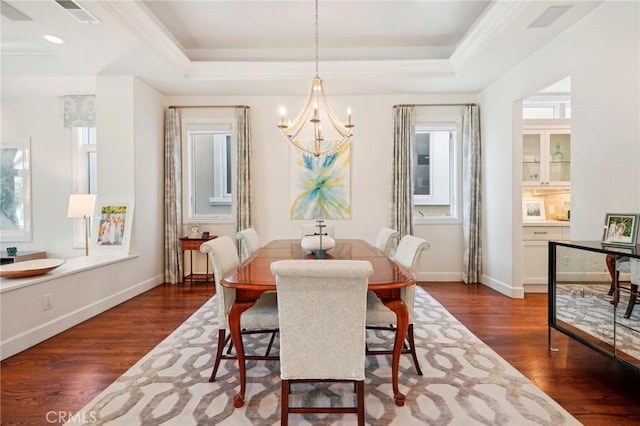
[44,34,64,44]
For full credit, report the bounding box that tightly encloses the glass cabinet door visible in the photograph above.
[522,127,570,187]
[548,131,571,184]
[522,132,541,184]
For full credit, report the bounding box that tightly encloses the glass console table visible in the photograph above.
[548,240,640,373]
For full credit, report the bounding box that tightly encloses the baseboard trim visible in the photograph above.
[1,274,163,360]
[416,272,463,282]
[524,283,549,293]
[481,274,525,299]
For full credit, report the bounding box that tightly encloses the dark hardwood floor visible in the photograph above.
[2,282,640,425]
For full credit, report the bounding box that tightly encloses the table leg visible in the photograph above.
[380,297,408,406]
[228,300,256,408]
[189,250,194,286]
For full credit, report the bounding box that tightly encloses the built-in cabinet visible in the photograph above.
[522,122,571,187]
[522,223,570,287]
[521,119,571,291]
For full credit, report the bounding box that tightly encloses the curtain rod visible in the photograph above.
[393,103,477,108]
[168,105,250,109]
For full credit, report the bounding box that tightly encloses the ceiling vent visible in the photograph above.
[527,6,572,28]
[55,0,100,24]
[1,1,33,21]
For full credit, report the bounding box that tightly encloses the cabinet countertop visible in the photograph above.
[522,220,570,227]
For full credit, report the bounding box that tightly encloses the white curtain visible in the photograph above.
[391,106,414,238]
[462,105,482,284]
[236,107,253,233]
[164,108,183,284]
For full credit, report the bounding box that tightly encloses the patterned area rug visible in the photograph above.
[555,283,640,360]
[67,288,581,425]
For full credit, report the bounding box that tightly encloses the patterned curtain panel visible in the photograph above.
[236,107,252,233]
[391,106,414,238]
[164,108,183,284]
[462,105,482,284]
[64,95,95,128]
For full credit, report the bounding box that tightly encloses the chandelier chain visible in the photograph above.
[315,0,319,77]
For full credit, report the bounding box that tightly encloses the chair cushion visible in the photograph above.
[365,287,415,324]
[236,291,280,330]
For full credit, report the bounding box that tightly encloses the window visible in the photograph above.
[413,122,460,221]
[523,100,571,119]
[0,138,31,242]
[72,127,97,193]
[71,127,97,247]
[182,118,235,222]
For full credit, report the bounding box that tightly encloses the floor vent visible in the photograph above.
[55,0,100,24]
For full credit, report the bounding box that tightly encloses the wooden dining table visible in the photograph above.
[221,238,415,408]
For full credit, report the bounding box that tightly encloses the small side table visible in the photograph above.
[180,236,217,285]
[0,251,47,265]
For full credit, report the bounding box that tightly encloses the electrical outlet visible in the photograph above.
[549,205,555,214]
[560,256,570,265]
[43,294,52,311]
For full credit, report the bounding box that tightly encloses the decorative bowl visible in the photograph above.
[0,259,65,279]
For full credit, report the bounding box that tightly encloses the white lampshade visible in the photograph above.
[67,194,97,218]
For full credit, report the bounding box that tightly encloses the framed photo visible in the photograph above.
[92,197,135,254]
[523,199,546,222]
[602,213,639,247]
[601,244,637,255]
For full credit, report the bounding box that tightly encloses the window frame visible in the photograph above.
[70,127,97,248]
[181,117,236,224]
[413,116,462,224]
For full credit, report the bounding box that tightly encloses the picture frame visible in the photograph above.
[92,197,135,255]
[602,213,639,247]
[601,244,637,255]
[522,199,546,222]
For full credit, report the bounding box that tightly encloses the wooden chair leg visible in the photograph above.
[624,284,638,319]
[606,254,616,296]
[407,324,423,376]
[356,380,365,426]
[281,379,289,426]
[209,329,227,382]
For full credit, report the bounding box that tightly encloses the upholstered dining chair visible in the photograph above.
[365,234,430,375]
[270,259,373,426]
[200,236,279,381]
[374,227,400,257]
[237,227,261,262]
[606,255,639,319]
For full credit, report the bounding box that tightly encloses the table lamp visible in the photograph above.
[67,194,97,256]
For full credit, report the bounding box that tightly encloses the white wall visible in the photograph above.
[0,76,166,359]
[480,1,640,297]
[167,93,475,282]
[1,97,76,258]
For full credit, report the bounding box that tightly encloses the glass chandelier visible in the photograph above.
[277,0,354,157]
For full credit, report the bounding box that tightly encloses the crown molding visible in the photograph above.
[450,0,529,72]
[101,1,191,73]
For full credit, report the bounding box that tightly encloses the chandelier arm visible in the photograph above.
[317,83,352,136]
[285,88,316,137]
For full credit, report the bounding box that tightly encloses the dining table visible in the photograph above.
[220,238,415,408]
